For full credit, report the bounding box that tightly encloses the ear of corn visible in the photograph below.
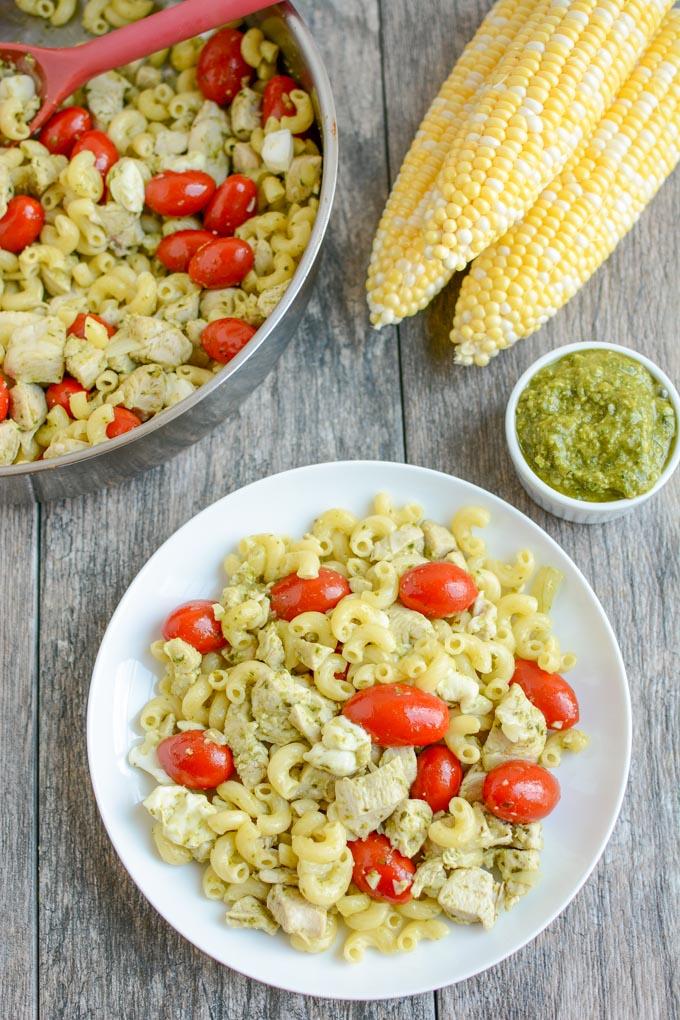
[366,0,542,326]
[368,0,675,329]
[452,11,680,365]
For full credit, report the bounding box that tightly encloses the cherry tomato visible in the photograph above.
[39,106,92,155]
[162,599,226,654]
[262,75,298,125]
[511,659,580,730]
[196,28,252,106]
[201,317,257,364]
[45,376,88,416]
[157,730,234,790]
[270,568,351,622]
[71,130,119,176]
[145,170,216,217]
[155,229,215,272]
[483,760,561,823]
[106,406,142,438]
[399,561,478,618]
[187,236,254,289]
[348,833,415,903]
[68,312,116,339]
[410,745,463,812]
[0,196,44,253]
[0,378,9,422]
[203,174,258,235]
[343,684,449,747]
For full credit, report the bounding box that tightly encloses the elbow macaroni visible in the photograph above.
[130,495,588,959]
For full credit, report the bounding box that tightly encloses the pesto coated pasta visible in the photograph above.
[0,16,323,465]
[130,494,589,959]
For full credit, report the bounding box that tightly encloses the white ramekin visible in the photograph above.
[505,342,680,524]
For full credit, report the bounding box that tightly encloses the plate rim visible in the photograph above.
[86,459,632,999]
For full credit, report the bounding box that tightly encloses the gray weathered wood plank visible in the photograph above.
[34,0,430,1017]
[379,1,680,1017]
[0,505,38,1020]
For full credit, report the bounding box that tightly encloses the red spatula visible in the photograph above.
[0,0,274,135]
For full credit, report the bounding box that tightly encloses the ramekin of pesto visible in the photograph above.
[515,348,677,503]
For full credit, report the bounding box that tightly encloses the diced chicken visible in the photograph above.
[256,622,285,669]
[188,102,231,183]
[4,316,66,385]
[442,847,491,869]
[380,746,417,785]
[303,716,372,778]
[292,637,333,671]
[111,365,167,417]
[510,822,544,851]
[289,703,323,744]
[384,798,433,857]
[474,805,513,848]
[106,158,148,213]
[225,895,279,935]
[0,161,12,217]
[285,154,322,204]
[64,336,107,390]
[467,594,497,641]
[86,71,129,128]
[9,381,47,431]
[482,685,547,771]
[231,88,262,139]
[251,669,335,745]
[266,884,327,942]
[143,784,217,850]
[221,562,268,608]
[128,736,172,785]
[0,419,20,465]
[163,373,195,408]
[422,519,458,559]
[232,142,260,173]
[435,663,493,715]
[43,436,89,460]
[385,603,434,652]
[295,763,336,802]
[23,149,67,197]
[458,764,487,803]
[116,315,192,368]
[261,129,293,174]
[256,281,287,320]
[438,867,499,929]
[372,524,424,563]
[334,751,411,838]
[223,700,269,789]
[411,857,447,898]
[162,637,202,698]
[495,848,541,909]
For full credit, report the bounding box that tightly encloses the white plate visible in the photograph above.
[87,461,631,1000]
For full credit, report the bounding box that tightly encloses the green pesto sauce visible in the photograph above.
[516,350,677,502]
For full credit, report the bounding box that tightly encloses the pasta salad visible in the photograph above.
[130,494,589,960]
[0,20,322,464]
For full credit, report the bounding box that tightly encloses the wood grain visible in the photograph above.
[1,1,678,1017]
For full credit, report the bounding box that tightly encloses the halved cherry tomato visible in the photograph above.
[157,729,234,790]
[0,378,9,421]
[106,406,142,438]
[201,317,257,364]
[270,568,350,622]
[162,598,226,654]
[155,229,215,272]
[348,833,415,903]
[68,312,116,339]
[203,174,258,235]
[399,561,478,618]
[410,745,463,812]
[187,236,254,289]
[71,130,119,176]
[0,196,44,253]
[483,760,561,823]
[196,28,252,106]
[511,659,580,731]
[45,376,88,416]
[145,170,216,217]
[261,75,298,125]
[39,106,92,155]
[343,684,449,747]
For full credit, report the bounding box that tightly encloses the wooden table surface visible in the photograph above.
[2,1,679,1017]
